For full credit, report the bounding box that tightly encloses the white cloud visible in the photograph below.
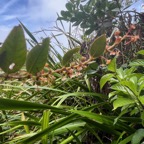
[0,0,69,51]
[0,0,18,14]
[25,0,67,22]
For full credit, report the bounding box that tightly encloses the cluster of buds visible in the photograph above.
[107,24,139,50]
[35,56,92,83]
[38,73,56,85]
[35,65,56,85]
[104,24,140,65]
[57,56,89,80]
[125,35,139,45]
[114,29,122,44]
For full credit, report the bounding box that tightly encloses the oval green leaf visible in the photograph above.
[131,129,144,144]
[100,73,114,90]
[129,59,144,67]
[62,47,80,66]
[66,2,73,11]
[137,50,144,55]
[0,25,27,74]
[26,38,50,75]
[108,57,117,72]
[89,34,106,58]
[113,97,135,110]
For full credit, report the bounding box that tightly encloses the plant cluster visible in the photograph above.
[58,0,118,35]
[0,0,144,144]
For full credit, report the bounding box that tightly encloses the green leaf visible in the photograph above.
[42,110,50,144]
[66,2,73,11]
[0,125,22,135]
[141,111,144,126]
[131,129,144,144]
[116,67,125,80]
[19,104,105,144]
[118,134,133,144]
[85,69,98,75]
[0,25,27,73]
[0,98,63,112]
[89,34,106,58]
[50,122,85,136]
[9,121,41,126]
[113,97,135,110]
[60,129,84,144]
[129,59,144,67]
[87,62,98,70]
[66,129,82,144]
[61,11,71,18]
[18,20,38,44]
[70,110,134,133]
[129,76,138,85]
[71,110,106,124]
[139,96,144,105]
[125,67,136,75]
[120,80,138,96]
[137,50,144,55]
[108,91,118,98]
[20,114,76,144]
[85,28,94,35]
[100,73,114,90]
[21,113,30,134]
[26,38,50,75]
[62,47,80,66]
[111,84,135,97]
[108,57,117,72]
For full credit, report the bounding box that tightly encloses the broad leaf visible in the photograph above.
[113,97,135,110]
[100,73,114,90]
[116,67,125,80]
[125,67,136,76]
[108,57,117,72]
[87,62,98,70]
[108,91,118,98]
[66,2,73,11]
[120,80,138,96]
[89,34,106,58]
[26,38,50,75]
[0,25,27,73]
[62,47,80,66]
[131,129,144,144]
[139,97,144,105]
[111,84,135,97]
[129,59,144,67]
[137,50,144,55]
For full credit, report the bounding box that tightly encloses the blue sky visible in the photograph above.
[0,0,67,43]
[124,0,144,12]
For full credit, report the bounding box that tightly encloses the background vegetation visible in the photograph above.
[0,0,144,143]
